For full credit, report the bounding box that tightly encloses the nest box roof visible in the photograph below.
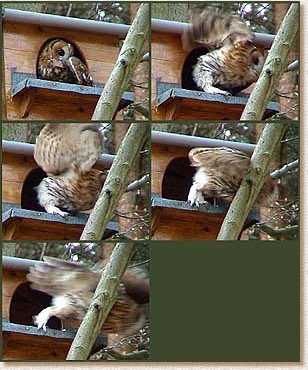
[2,140,114,168]
[3,8,130,36]
[151,18,275,49]
[151,131,256,154]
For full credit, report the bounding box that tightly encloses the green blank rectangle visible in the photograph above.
[150,241,300,362]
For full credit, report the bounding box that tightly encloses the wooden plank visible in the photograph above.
[17,218,83,240]
[2,269,27,319]
[2,181,23,204]
[152,207,224,240]
[3,21,120,54]
[3,331,71,360]
[2,152,36,202]
[2,220,21,241]
[5,87,94,121]
[151,32,184,61]
[152,59,182,83]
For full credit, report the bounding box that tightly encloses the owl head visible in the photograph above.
[48,39,75,61]
[36,38,93,86]
[37,37,87,63]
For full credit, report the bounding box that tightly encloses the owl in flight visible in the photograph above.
[37,38,93,86]
[187,147,275,207]
[34,123,106,217]
[27,256,149,337]
[182,7,264,95]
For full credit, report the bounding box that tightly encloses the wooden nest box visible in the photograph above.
[151,131,259,240]
[2,256,107,360]
[2,140,118,240]
[151,19,280,121]
[2,8,134,121]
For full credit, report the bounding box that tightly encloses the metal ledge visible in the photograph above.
[155,82,280,121]
[11,71,134,118]
[151,194,259,220]
[2,202,119,233]
[3,318,107,345]
[151,194,228,214]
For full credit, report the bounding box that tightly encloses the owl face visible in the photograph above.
[37,38,93,86]
[49,39,74,61]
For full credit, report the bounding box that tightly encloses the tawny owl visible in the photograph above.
[182,7,264,95]
[37,38,93,86]
[26,256,149,337]
[187,147,275,207]
[33,123,106,217]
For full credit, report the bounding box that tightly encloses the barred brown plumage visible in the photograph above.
[187,147,275,207]
[26,256,149,337]
[182,7,264,95]
[34,124,106,217]
[37,38,93,86]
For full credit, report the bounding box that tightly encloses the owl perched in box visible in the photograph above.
[34,123,106,217]
[37,38,93,86]
[187,147,275,207]
[27,256,149,337]
[182,7,264,95]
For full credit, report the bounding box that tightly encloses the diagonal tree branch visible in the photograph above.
[217,121,289,240]
[217,4,298,240]
[81,122,149,240]
[241,3,299,120]
[66,243,136,360]
[92,3,149,120]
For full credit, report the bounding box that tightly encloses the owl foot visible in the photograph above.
[187,184,207,207]
[45,205,70,218]
[33,312,49,332]
[204,86,231,96]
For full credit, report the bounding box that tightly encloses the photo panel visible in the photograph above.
[151,2,299,122]
[2,241,150,361]
[2,2,150,121]
[151,122,299,241]
[2,122,151,241]
[1,0,301,364]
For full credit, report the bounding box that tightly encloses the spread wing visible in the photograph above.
[34,123,103,175]
[27,256,150,336]
[26,256,100,297]
[182,7,253,51]
[189,147,250,168]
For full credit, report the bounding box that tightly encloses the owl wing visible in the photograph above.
[34,123,103,175]
[26,256,100,297]
[182,7,253,51]
[189,147,251,170]
[67,56,93,86]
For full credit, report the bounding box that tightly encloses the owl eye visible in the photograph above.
[57,49,65,57]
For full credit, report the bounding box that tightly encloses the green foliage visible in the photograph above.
[3,2,130,24]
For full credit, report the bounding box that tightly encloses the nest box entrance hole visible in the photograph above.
[9,282,62,329]
[161,157,195,201]
[21,167,47,212]
[36,37,90,79]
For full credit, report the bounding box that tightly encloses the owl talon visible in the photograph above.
[45,205,70,218]
[187,184,207,207]
[33,314,48,332]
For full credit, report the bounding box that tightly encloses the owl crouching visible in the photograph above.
[182,8,264,95]
[34,124,106,217]
[37,38,93,86]
[26,256,149,338]
[36,168,106,218]
[187,147,275,208]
